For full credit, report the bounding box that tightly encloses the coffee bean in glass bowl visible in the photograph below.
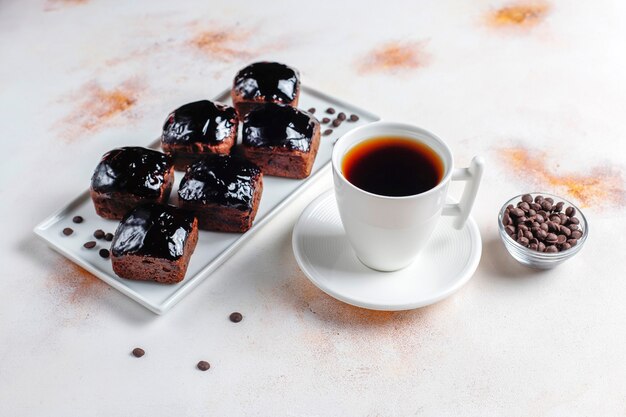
[498,192,587,269]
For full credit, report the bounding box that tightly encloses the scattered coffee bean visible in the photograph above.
[326,107,336,114]
[337,112,346,121]
[62,228,73,236]
[197,361,210,371]
[332,119,342,127]
[323,129,333,136]
[349,114,359,122]
[72,216,84,224]
[307,107,316,114]
[105,233,114,241]
[321,117,330,124]
[83,241,96,249]
[229,312,243,323]
[94,229,105,239]
[99,249,110,259]
[502,194,584,253]
[132,348,145,358]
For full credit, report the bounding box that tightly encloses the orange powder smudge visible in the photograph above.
[273,275,455,376]
[498,147,625,208]
[358,41,429,74]
[285,277,419,329]
[47,259,106,305]
[44,0,88,11]
[487,2,550,28]
[58,80,142,142]
[190,29,254,61]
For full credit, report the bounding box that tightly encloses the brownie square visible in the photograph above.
[161,100,238,171]
[241,103,320,179]
[90,147,174,220]
[231,62,300,119]
[177,154,263,233]
[111,203,199,284]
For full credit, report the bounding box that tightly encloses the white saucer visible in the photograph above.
[292,190,482,311]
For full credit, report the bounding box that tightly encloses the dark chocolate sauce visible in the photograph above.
[178,154,261,211]
[111,203,196,261]
[161,100,237,145]
[91,147,172,197]
[243,103,317,152]
[233,62,300,102]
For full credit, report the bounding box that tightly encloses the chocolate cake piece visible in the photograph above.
[177,154,263,232]
[161,100,238,171]
[241,103,320,179]
[231,62,300,118]
[111,203,198,284]
[90,147,174,220]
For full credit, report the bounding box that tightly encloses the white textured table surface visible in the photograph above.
[1,1,625,415]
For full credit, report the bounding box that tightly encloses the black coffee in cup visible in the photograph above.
[341,136,444,197]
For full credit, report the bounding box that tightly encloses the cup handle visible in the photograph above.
[441,156,485,229]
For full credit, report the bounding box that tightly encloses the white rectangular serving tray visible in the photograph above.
[34,85,380,314]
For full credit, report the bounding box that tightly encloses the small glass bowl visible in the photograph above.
[498,192,588,269]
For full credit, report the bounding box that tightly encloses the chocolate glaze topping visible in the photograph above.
[233,62,300,102]
[91,147,172,198]
[243,103,316,152]
[111,203,196,261]
[162,100,237,145]
[178,154,261,211]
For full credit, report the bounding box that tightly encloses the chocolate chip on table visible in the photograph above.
[332,119,342,127]
[502,194,583,253]
[321,117,330,124]
[326,107,336,114]
[197,361,210,371]
[307,107,316,114]
[83,241,96,249]
[337,112,346,121]
[99,248,110,259]
[229,312,243,323]
[132,348,145,358]
[62,228,73,236]
[349,114,359,122]
[323,129,333,136]
[94,229,105,239]
[105,233,114,241]
[72,216,84,224]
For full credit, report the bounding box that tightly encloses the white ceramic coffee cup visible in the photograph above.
[332,121,484,272]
